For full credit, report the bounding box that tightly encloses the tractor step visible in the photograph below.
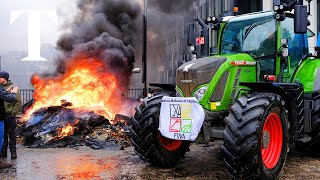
[296,134,312,143]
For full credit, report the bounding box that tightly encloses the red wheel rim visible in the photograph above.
[261,113,283,169]
[159,133,183,151]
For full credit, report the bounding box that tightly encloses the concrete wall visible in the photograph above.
[263,0,273,11]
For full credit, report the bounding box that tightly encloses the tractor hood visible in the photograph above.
[176,56,226,97]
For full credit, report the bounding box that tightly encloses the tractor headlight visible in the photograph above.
[193,85,208,101]
[279,5,284,10]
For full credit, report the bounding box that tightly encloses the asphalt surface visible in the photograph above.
[0,141,319,180]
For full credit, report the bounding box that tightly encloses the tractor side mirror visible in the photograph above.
[294,5,308,34]
[187,23,195,46]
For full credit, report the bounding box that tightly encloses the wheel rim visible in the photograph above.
[159,133,183,151]
[261,113,283,169]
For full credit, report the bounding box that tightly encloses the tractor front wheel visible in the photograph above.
[129,92,190,167]
[223,93,289,179]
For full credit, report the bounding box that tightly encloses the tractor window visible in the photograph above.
[221,14,276,58]
[281,17,309,69]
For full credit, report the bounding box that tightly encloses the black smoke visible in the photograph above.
[54,0,141,88]
[138,0,195,84]
[52,0,196,87]
[148,0,194,14]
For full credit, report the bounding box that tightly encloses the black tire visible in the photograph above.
[129,92,191,167]
[222,93,289,179]
[296,94,320,153]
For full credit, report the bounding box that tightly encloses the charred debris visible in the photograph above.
[18,102,132,150]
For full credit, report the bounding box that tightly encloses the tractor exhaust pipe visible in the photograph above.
[197,17,209,57]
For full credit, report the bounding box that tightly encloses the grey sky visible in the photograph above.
[0,0,76,53]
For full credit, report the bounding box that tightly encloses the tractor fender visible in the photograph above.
[314,67,320,91]
[239,82,297,103]
[149,83,176,92]
[293,59,320,92]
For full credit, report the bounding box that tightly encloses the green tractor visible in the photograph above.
[130,0,320,179]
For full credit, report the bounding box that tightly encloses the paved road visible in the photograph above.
[0,141,319,180]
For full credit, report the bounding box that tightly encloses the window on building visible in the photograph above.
[160,71,165,83]
[318,1,320,33]
[235,0,262,14]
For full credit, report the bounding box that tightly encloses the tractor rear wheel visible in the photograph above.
[223,93,289,179]
[129,92,190,167]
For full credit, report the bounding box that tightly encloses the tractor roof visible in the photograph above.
[222,11,274,22]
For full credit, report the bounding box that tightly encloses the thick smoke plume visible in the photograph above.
[50,0,196,88]
[136,0,195,84]
[54,0,141,88]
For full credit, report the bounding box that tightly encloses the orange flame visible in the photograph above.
[57,123,75,140]
[22,55,121,122]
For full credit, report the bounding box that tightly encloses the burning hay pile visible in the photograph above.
[20,0,142,149]
[19,104,131,149]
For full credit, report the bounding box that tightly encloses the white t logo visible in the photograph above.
[10,10,57,61]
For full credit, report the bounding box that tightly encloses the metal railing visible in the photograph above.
[19,89,144,105]
[121,89,144,100]
[19,89,34,105]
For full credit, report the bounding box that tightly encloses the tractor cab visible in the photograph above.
[219,11,312,82]
[177,9,310,108]
[220,12,278,81]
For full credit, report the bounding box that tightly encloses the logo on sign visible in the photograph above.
[231,60,256,66]
[196,37,205,45]
[181,80,192,84]
[169,104,192,135]
[10,10,57,61]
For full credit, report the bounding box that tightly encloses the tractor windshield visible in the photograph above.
[221,12,276,58]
